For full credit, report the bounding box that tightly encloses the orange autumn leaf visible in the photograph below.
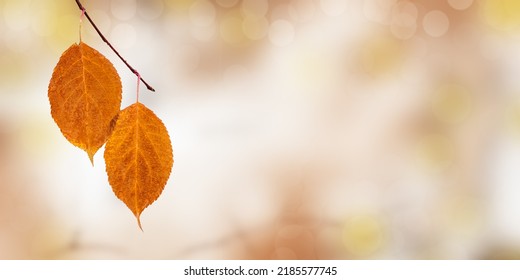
[48,42,122,163]
[104,102,173,229]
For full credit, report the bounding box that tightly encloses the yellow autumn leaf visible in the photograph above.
[104,102,174,229]
[48,42,122,163]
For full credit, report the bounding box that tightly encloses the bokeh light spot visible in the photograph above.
[189,0,216,27]
[216,0,239,8]
[241,0,269,19]
[138,0,164,20]
[288,0,315,22]
[423,10,450,37]
[268,20,295,47]
[392,1,418,19]
[391,14,417,40]
[111,0,137,21]
[242,16,269,40]
[390,1,418,40]
[342,215,384,257]
[363,0,396,24]
[448,0,474,11]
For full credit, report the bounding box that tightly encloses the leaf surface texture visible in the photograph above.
[48,42,122,162]
[104,102,174,228]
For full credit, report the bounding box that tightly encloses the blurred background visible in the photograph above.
[1,0,520,259]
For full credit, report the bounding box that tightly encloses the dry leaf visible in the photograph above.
[48,42,122,163]
[104,102,173,229]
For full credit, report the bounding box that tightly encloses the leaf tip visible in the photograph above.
[137,215,144,232]
[87,151,95,166]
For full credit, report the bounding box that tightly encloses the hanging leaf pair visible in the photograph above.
[48,2,173,230]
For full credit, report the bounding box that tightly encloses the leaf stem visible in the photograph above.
[74,0,156,92]
[79,7,85,42]
[136,72,141,103]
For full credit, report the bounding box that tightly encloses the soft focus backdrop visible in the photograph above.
[2,0,520,259]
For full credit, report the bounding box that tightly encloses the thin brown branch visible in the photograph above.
[75,0,155,92]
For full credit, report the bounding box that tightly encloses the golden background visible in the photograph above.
[1,0,520,259]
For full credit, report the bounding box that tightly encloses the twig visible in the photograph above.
[75,0,155,92]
